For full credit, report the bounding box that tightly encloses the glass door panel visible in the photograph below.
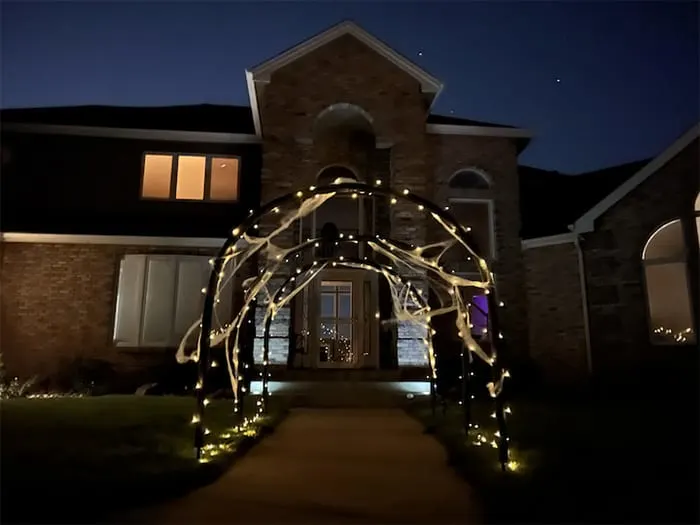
[318,280,356,367]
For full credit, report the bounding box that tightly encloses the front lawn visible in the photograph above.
[1,395,286,524]
[409,394,699,524]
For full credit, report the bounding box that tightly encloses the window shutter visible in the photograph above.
[141,257,177,346]
[173,256,207,344]
[113,255,146,346]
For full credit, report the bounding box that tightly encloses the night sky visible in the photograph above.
[1,1,698,173]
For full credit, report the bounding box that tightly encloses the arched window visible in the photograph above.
[448,169,491,190]
[642,219,696,344]
[317,165,357,186]
[313,166,361,240]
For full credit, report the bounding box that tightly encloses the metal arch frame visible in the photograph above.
[193,181,512,470]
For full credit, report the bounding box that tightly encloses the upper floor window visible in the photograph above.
[141,153,239,202]
[448,198,496,260]
[448,169,491,190]
[642,218,696,345]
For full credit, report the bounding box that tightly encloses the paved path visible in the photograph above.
[124,409,482,524]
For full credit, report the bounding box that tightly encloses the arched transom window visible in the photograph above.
[642,218,696,344]
[448,169,491,190]
[445,168,495,262]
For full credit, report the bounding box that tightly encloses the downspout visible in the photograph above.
[571,226,593,375]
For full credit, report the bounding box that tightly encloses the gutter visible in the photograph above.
[570,224,593,374]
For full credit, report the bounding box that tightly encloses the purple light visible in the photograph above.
[471,295,488,335]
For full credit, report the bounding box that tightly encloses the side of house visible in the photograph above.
[520,124,700,387]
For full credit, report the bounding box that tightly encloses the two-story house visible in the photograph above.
[1,21,697,393]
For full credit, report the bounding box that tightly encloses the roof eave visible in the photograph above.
[245,69,263,138]
[571,122,700,234]
[248,20,443,96]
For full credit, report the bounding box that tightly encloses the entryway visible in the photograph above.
[318,280,355,366]
[302,269,378,369]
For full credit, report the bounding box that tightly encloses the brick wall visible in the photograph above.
[257,34,429,247]
[253,33,526,370]
[523,242,588,383]
[582,138,699,377]
[0,241,217,381]
[426,135,528,363]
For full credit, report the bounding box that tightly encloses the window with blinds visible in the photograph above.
[113,254,234,347]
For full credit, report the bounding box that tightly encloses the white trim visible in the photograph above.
[1,232,226,248]
[447,197,496,259]
[574,236,593,374]
[426,123,533,138]
[448,167,493,188]
[573,122,700,233]
[2,122,261,144]
[245,69,263,138]
[642,219,683,260]
[245,21,444,142]
[248,21,443,95]
[521,232,576,250]
[249,380,431,395]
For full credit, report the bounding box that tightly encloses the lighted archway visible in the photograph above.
[177,179,515,470]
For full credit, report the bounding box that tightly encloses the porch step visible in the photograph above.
[252,380,431,408]
[262,367,431,382]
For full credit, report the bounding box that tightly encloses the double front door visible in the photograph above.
[302,270,376,368]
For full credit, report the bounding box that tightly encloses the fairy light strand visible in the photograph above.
[177,180,512,468]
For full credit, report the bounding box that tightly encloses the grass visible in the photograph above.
[1,395,287,524]
[408,393,699,524]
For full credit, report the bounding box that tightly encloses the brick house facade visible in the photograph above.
[1,21,697,390]
[522,127,699,387]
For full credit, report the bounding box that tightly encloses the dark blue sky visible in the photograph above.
[1,1,698,172]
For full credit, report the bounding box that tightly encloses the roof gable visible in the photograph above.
[573,122,700,232]
[520,159,650,239]
[247,20,443,95]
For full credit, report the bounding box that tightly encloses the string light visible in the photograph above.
[177,181,508,467]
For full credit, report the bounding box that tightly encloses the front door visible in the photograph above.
[318,280,356,367]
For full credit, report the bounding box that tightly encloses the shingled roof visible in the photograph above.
[0,104,257,134]
[426,114,518,129]
[519,159,651,239]
[1,104,522,135]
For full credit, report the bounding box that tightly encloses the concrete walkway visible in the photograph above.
[124,409,482,524]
